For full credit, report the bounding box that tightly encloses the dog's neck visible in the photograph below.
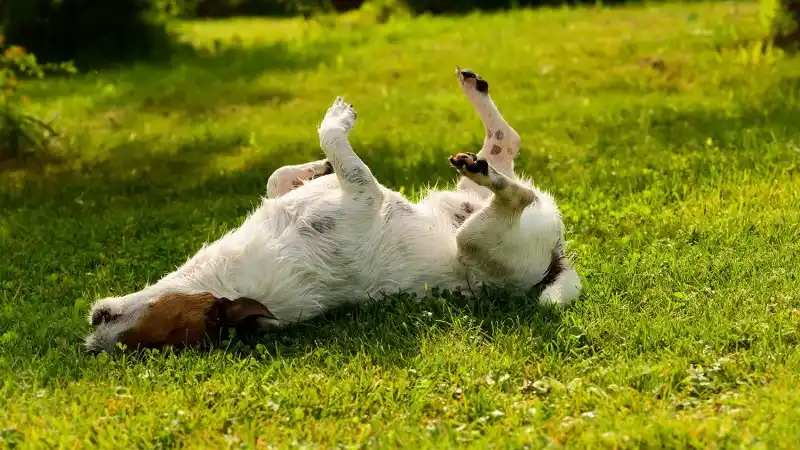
[152,209,280,303]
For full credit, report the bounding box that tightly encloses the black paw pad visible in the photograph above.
[459,69,489,93]
[450,153,488,176]
[466,159,489,175]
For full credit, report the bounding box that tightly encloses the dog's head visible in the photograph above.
[84,290,276,354]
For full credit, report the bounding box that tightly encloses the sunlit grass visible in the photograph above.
[1,2,799,448]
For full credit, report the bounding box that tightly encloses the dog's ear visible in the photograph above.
[219,297,276,330]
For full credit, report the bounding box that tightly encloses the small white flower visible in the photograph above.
[561,417,576,428]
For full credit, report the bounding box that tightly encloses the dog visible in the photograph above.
[84,68,582,353]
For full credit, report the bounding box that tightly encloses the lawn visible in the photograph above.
[2,1,800,448]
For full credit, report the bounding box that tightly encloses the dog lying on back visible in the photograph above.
[85,68,582,353]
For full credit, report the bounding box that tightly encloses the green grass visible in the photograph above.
[2,1,800,447]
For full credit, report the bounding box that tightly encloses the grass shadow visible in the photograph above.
[142,288,581,369]
[593,76,800,151]
[24,37,341,117]
[560,75,800,213]
[0,130,584,367]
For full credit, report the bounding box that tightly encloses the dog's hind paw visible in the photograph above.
[456,66,489,94]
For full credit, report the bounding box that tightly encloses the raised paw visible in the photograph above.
[320,96,357,133]
[455,66,489,94]
[450,152,489,176]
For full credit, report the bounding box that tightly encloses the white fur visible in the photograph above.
[85,69,582,353]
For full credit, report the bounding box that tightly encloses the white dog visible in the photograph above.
[85,68,582,353]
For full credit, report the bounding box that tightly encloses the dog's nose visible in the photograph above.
[84,345,103,355]
[91,307,120,327]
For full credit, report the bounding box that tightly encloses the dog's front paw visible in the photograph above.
[450,152,489,176]
[456,66,489,94]
[320,96,357,133]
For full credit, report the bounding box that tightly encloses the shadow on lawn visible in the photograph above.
[223,289,588,367]
[593,76,800,151]
[35,77,800,364]
[3,133,588,365]
[0,134,466,212]
[28,37,340,117]
[7,53,798,370]
[119,39,338,115]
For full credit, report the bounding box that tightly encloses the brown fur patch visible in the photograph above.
[119,292,218,350]
[491,145,503,155]
[118,293,275,350]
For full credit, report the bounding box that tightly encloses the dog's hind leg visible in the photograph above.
[455,68,521,182]
[317,97,382,199]
[266,160,333,198]
[450,152,581,308]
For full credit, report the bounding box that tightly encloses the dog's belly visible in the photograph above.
[293,195,467,302]
[226,183,467,323]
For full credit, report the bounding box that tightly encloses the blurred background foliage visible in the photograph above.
[0,0,798,68]
[0,0,797,160]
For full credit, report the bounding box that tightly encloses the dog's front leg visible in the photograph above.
[317,97,383,199]
[450,153,581,308]
[451,153,536,210]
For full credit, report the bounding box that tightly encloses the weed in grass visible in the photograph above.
[0,41,75,164]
